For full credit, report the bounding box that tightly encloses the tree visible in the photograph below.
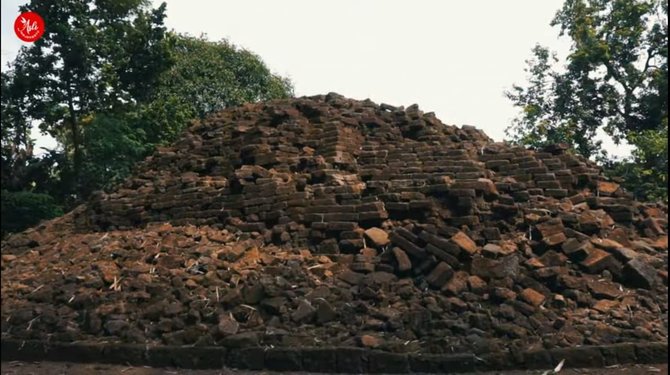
[12,0,173,199]
[1,0,171,235]
[1,69,65,237]
[1,69,34,192]
[506,0,668,201]
[77,112,149,196]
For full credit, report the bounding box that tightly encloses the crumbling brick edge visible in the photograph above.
[1,339,667,373]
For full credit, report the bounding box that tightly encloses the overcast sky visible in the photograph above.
[1,0,634,157]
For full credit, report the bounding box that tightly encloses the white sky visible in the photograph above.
[1,0,634,158]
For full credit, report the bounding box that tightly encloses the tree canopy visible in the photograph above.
[506,0,667,201]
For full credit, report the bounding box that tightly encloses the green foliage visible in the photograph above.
[10,0,173,198]
[605,117,668,201]
[1,190,63,237]
[1,70,33,192]
[506,0,668,201]
[137,34,294,144]
[504,45,597,152]
[79,112,151,197]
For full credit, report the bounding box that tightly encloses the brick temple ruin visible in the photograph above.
[1,93,667,371]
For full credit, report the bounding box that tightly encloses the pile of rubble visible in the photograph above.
[1,93,667,357]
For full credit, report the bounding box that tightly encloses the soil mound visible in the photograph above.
[1,93,667,356]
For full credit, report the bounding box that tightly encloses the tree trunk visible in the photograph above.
[66,84,81,197]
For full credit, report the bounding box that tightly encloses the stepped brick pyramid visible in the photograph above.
[1,93,667,364]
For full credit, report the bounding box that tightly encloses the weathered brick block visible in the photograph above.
[425,262,454,288]
[389,232,426,259]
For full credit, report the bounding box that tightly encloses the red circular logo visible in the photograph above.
[14,12,45,43]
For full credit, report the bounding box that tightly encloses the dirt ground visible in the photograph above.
[0,361,667,375]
